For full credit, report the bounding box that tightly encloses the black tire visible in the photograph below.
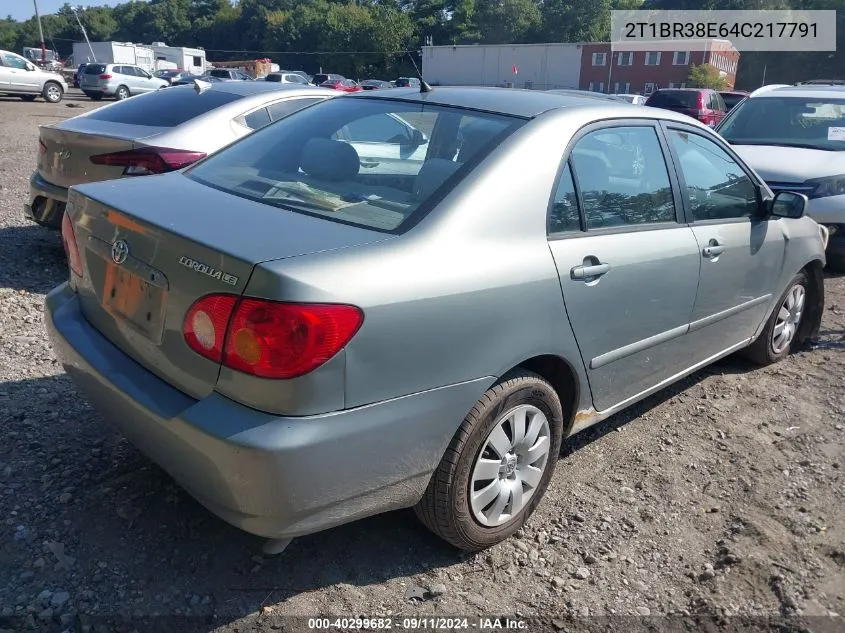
[42,82,63,103]
[414,370,564,551]
[743,270,809,366]
[115,86,130,100]
[21,95,37,102]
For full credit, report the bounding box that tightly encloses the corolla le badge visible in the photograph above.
[111,240,129,265]
[178,256,239,286]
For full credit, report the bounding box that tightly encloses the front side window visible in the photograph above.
[2,53,28,70]
[667,130,758,221]
[570,126,676,229]
[718,96,845,151]
[187,98,523,233]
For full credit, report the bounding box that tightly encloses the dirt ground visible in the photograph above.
[0,91,843,633]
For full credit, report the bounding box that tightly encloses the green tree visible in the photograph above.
[475,0,541,44]
[688,63,731,89]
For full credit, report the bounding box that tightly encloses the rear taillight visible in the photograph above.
[38,139,47,154]
[99,74,112,80]
[90,147,206,176]
[60,212,83,278]
[183,295,364,379]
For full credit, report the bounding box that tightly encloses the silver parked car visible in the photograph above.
[79,62,169,100]
[717,84,845,269]
[264,72,311,85]
[26,82,337,229]
[47,88,826,551]
[0,49,67,103]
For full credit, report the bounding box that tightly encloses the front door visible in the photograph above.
[663,124,785,353]
[1,52,34,92]
[547,122,702,412]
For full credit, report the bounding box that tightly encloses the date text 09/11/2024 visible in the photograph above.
[307,617,528,630]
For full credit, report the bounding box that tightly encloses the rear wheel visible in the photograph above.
[744,271,809,365]
[414,370,563,551]
[42,82,63,103]
[115,85,130,100]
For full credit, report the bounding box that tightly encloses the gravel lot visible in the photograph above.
[0,91,844,633]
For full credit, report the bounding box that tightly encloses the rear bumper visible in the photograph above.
[45,283,488,539]
[25,170,68,229]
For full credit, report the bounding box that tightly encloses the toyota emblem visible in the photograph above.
[111,240,129,265]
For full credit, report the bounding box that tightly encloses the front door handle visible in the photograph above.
[570,262,611,281]
[702,239,725,258]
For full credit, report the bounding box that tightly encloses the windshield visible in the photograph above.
[718,96,845,151]
[186,98,524,233]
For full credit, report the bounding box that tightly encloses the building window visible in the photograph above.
[645,52,662,66]
[592,52,607,66]
[673,51,690,65]
[613,81,630,93]
[617,51,633,66]
[589,81,605,93]
[644,82,656,94]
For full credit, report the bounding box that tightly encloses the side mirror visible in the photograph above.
[410,128,428,147]
[769,190,808,219]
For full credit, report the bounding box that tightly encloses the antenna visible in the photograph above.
[407,49,431,93]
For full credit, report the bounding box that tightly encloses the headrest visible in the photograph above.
[413,159,462,200]
[300,138,359,181]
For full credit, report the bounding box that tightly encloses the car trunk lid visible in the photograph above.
[69,172,392,399]
[38,118,170,189]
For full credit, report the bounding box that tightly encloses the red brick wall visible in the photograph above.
[578,42,738,94]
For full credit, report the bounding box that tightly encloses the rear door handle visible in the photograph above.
[702,240,725,258]
[570,262,611,281]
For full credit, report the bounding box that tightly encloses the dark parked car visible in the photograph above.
[395,77,421,88]
[74,63,87,88]
[155,69,196,86]
[206,68,254,81]
[645,88,727,127]
[719,90,750,111]
[360,79,392,91]
[312,73,344,86]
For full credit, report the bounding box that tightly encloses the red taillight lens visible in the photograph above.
[184,294,239,363]
[183,296,364,379]
[60,211,83,278]
[90,147,206,175]
[99,74,112,80]
[38,139,47,154]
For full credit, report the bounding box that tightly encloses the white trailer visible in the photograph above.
[72,41,156,73]
[422,43,583,91]
[150,43,207,75]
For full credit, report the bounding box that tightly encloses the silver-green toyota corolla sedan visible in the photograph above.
[46,87,828,551]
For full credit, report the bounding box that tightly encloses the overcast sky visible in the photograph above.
[8,1,148,22]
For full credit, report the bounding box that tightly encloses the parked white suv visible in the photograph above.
[79,63,168,100]
[717,84,845,269]
[0,49,67,103]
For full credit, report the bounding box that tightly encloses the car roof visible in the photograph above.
[749,85,845,99]
[347,86,705,122]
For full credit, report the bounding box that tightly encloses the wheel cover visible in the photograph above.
[46,85,60,100]
[772,283,805,354]
[469,404,551,527]
[117,88,128,99]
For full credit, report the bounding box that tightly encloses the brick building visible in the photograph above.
[578,39,740,95]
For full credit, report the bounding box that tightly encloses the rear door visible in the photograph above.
[662,122,785,352]
[547,121,702,412]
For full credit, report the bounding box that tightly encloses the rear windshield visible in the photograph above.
[84,86,243,127]
[647,90,700,108]
[84,64,106,75]
[186,98,524,233]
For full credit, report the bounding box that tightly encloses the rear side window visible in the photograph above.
[85,86,243,127]
[570,126,676,229]
[243,107,271,130]
[267,98,323,121]
[85,64,106,75]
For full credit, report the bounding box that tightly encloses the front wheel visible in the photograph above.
[415,370,563,551]
[743,270,809,365]
[42,82,63,103]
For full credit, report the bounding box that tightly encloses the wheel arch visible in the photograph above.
[511,354,584,437]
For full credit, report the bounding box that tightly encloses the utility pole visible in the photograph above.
[71,6,96,63]
[33,0,46,64]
